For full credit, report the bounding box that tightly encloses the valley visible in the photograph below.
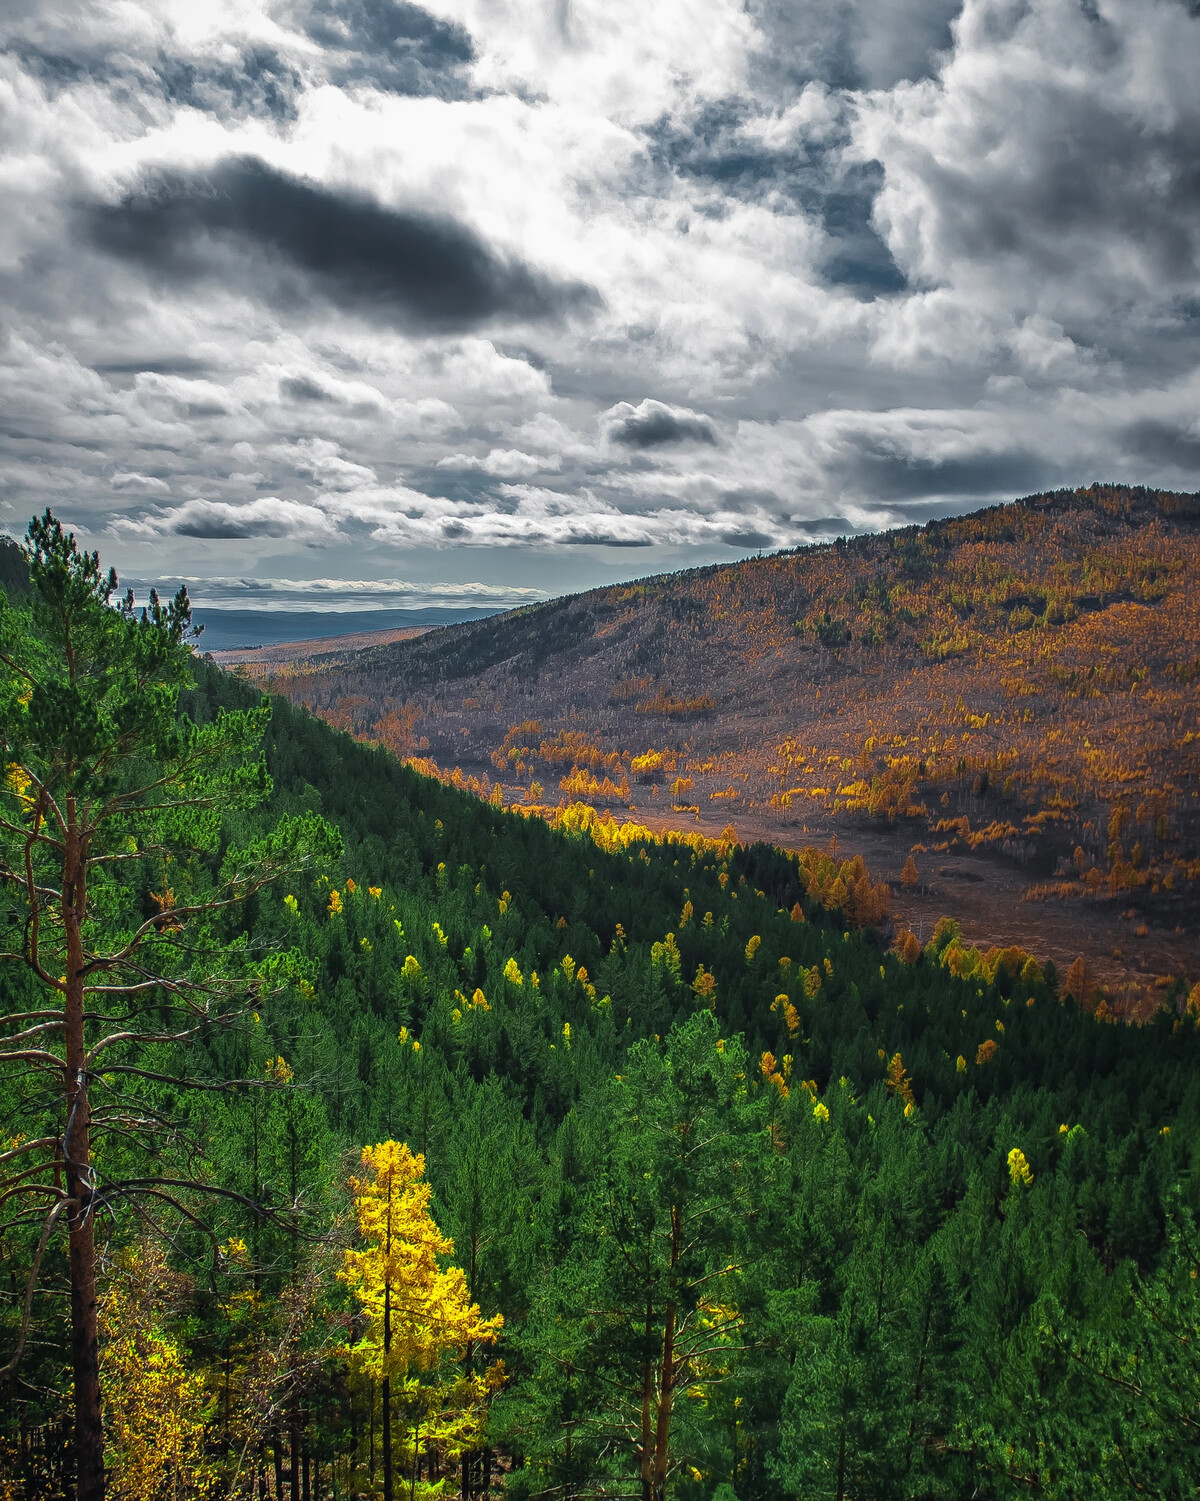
[236,483,1200,1012]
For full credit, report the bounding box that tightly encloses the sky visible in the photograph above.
[1,0,1198,614]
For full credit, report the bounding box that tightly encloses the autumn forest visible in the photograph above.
[2,500,1200,1501]
[234,484,1200,1014]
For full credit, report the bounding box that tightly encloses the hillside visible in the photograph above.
[6,526,1200,1500]
[239,483,1200,1013]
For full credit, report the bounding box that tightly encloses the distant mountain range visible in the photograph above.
[192,605,503,651]
[0,544,508,653]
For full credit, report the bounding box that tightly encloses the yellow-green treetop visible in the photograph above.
[339,1140,501,1381]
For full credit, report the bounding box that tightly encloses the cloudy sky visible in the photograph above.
[1,0,1197,612]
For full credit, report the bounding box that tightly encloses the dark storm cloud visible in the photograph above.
[722,486,785,508]
[926,90,1200,285]
[720,527,774,547]
[1123,420,1200,469]
[558,532,654,547]
[280,374,338,403]
[642,102,906,297]
[604,400,719,447]
[820,161,908,296]
[84,157,600,331]
[93,357,214,377]
[173,511,278,540]
[303,0,477,98]
[835,443,1049,502]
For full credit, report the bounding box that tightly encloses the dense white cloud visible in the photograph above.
[117,496,343,542]
[0,0,1196,608]
[437,448,563,478]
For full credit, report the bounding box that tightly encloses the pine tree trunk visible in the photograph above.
[650,1297,677,1501]
[649,1205,683,1501]
[382,1186,394,1501]
[639,1299,655,1501]
[63,825,104,1501]
[382,1277,393,1501]
[290,1393,303,1501]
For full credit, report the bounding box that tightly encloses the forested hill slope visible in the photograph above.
[244,483,1200,1011]
[8,627,1200,1498]
[194,662,1200,1496]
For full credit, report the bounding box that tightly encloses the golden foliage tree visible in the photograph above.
[1007,1147,1034,1188]
[670,776,694,807]
[1063,955,1092,1008]
[893,928,922,965]
[884,1052,915,1106]
[100,1243,212,1501]
[339,1142,502,1501]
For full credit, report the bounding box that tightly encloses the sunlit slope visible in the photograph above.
[249,483,1200,984]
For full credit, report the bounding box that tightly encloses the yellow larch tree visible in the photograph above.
[884,1052,915,1107]
[339,1142,502,1501]
[99,1242,213,1501]
[1063,955,1092,1007]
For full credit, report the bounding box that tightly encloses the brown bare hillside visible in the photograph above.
[238,483,1200,1010]
[211,622,429,666]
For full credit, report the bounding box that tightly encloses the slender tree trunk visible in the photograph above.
[63,823,104,1501]
[381,1353,393,1501]
[639,1298,656,1501]
[383,1178,394,1501]
[290,1392,302,1501]
[650,1296,677,1501]
[834,1375,851,1501]
[904,1294,934,1473]
[460,1331,477,1501]
[289,1130,302,1501]
[62,1414,74,1499]
[650,1205,683,1501]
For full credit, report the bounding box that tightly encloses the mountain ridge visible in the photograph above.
[219,482,1200,1010]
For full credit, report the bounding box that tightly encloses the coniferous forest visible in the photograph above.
[2,517,1200,1501]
